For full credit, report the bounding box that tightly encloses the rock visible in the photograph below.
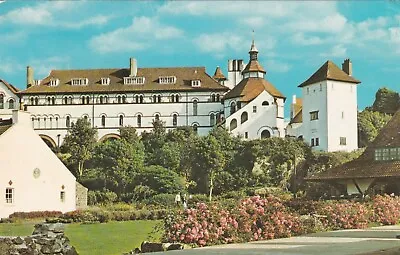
[166,243,184,251]
[48,223,65,233]
[12,236,24,245]
[141,241,164,253]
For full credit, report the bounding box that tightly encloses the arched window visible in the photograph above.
[172,114,178,127]
[262,101,269,106]
[230,102,236,115]
[155,114,160,121]
[30,97,34,105]
[210,113,216,126]
[119,115,124,126]
[99,96,104,104]
[241,112,248,124]
[48,97,52,105]
[230,119,237,131]
[49,117,53,129]
[139,95,144,103]
[175,95,179,103]
[0,95,4,109]
[216,94,220,102]
[237,101,242,109]
[55,117,59,128]
[35,97,39,105]
[86,96,90,104]
[66,116,71,128]
[193,124,198,134]
[211,94,216,102]
[52,97,55,105]
[101,115,106,127]
[117,95,122,104]
[171,95,175,102]
[135,95,139,103]
[81,97,85,104]
[64,97,68,105]
[193,100,198,116]
[68,96,73,104]
[137,115,142,127]
[83,115,88,122]
[43,117,47,128]
[8,98,15,109]
[37,117,40,129]
[122,95,126,103]
[153,95,156,102]
[31,117,35,128]
[261,130,271,139]
[158,95,162,103]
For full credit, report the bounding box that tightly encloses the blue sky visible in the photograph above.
[0,0,399,115]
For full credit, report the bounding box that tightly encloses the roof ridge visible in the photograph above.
[52,66,207,72]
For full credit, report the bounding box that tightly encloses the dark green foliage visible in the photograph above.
[87,190,118,205]
[142,194,177,207]
[135,165,184,195]
[371,87,400,114]
[358,109,392,147]
[61,118,98,178]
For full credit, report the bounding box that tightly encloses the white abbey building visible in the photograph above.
[0,40,360,152]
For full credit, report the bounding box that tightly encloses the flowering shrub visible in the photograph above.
[315,201,370,230]
[370,195,400,225]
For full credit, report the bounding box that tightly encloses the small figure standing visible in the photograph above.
[175,192,181,206]
[182,194,187,209]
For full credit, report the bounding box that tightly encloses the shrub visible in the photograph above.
[8,211,63,219]
[142,193,176,207]
[370,195,400,225]
[189,194,209,204]
[88,190,118,205]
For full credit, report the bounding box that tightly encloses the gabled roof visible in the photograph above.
[0,79,19,94]
[289,98,303,124]
[290,109,303,124]
[20,67,228,94]
[306,109,400,181]
[298,60,361,88]
[223,78,285,102]
[213,66,227,80]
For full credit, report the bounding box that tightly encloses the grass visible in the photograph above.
[0,220,162,255]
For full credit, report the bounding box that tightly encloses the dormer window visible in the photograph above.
[34,80,42,86]
[191,80,201,87]
[375,148,400,161]
[124,76,145,85]
[49,79,59,87]
[159,76,176,84]
[71,78,88,86]
[101,78,110,85]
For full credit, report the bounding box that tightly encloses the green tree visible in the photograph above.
[142,119,167,165]
[93,134,144,195]
[358,109,392,147]
[371,87,400,114]
[61,118,97,178]
[134,165,184,194]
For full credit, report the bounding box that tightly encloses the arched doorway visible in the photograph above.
[99,133,121,143]
[261,130,271,139]
[39,134,57,150]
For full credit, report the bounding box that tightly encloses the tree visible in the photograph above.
[61,118,97,178]
[142,119,167,165]
[93,132,144,195]
[371,87,400,115]
[358,110,392,147]
[134,165,184,194]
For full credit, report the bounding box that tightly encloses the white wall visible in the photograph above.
[301,81,328,151]
[326,81,358,152]
[22,91,224,145]
[224,91,283,139]
[341,178,374,195]
[0,81,19,120]
[0,111,76,218]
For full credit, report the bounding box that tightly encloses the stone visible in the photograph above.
[48,223,65,233]
[12,236,24,245]
[141,241,164,253]
[166,243,184,251]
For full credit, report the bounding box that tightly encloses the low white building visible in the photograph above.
[0,110,77,218]
[287,59,361,152]
[222,40,286,139]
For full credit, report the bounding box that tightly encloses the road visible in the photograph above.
[156,225,400,255]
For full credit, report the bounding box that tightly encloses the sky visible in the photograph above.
[0,0,400,115]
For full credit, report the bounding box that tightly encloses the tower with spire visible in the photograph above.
[221,39,286,139]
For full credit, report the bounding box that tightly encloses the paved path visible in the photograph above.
[158,225,400,255]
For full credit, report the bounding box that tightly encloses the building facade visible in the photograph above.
[0,110,77,218]
[18,60,228,147]
[0,79,20,120]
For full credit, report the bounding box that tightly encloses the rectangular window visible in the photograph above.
[60,191,65,203]
[245,132,248,139]
[253,106,257,113]
[124,77,145,85]
[341,111,344,119]
[5,188,14,204]
[310,111,319,121]
[315,138,319,146]
[340,137,347,145]
[311,138,315,147]
[319,84,322,91]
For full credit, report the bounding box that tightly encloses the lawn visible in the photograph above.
[0,220,162,255]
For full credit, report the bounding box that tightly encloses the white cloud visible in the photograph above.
[0,1,112,29]
[264,59,291,73]
[292,33,324,46]
[89,16,184,54]
[285,13,347,34]
[29,56,71,77]
[240,17,265,28]
[320,45,347,58]
[0,58,23,74]
[195,33,246,54]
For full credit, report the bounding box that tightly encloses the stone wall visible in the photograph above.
[0,223,77,255]
[76,182,88,209]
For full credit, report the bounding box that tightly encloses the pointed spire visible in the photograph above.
[213,66,227,80]
[249,30,258,60]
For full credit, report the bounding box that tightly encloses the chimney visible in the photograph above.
[130,58,137,77]
[27,66,34,88]
[12,110,31,127]
[291,95,297,120]
[228,60,233,72]
[342,59,352,76]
